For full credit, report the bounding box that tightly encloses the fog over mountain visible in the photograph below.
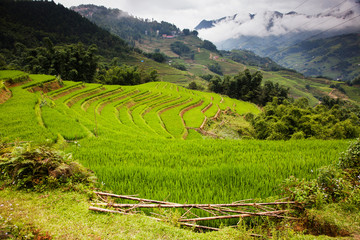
[196,0,360,51]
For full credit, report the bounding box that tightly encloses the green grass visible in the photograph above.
[41,105,90,140]
[0,70,28,80]
[0,187,264,239]
[0,76,354,230]
[71,138,349,204]
[0,88,56,143]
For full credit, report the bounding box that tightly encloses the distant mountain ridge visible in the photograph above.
[71,4,180,46]
[195,0,360,80]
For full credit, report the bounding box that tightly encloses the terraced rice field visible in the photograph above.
[0,71,350,209]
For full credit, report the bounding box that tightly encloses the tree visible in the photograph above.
[183,29,190,36]
[188,81,198,90]
[170,41,190,56]
[151,52,166,63]
[207,62,223,75]
[202,40,217,52]
[191,30,198,36]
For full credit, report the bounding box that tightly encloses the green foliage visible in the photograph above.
[9,40,98,83]
[352,76,360,85]
[0,70,29,84]
[21,74,56,89]
[207,62,223,75]
[283,139,360,209]
[170,41,190,56]
[182,29,190,36]
[188,81,199,90]
[97,65,159,85]
[209,69,289,106]
[338,138,360,178]
[0,142,95,191]
[144,52,167,63]
[201,40,218,52]
[171,62,187,71]
[250,98,360,140]
[199,74,214,81]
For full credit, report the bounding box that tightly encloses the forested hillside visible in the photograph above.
[0,1,129,58]
[71,5,180,47]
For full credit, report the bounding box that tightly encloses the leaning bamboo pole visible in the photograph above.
[91,201,296,208]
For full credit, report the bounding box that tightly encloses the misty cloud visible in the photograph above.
[198,0,360,43]
[54,0,358,30]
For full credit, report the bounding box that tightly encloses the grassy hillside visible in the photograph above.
[0,71,349,203]
[135,35,360,106]
[1,71,360,238]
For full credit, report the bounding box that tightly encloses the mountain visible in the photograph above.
[71,5,180,47]
[196,2,360,48]
[272,33,360,81]
[0,1,129,58]
[195,1,360,80]
[72,4,284,73]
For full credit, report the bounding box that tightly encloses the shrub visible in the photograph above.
[0,142,96,191]
[338,138,360,171]
[282,139,360,207]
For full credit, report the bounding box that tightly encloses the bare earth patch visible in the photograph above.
[0,88,12,104]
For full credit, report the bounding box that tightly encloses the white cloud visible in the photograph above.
[197,0,360,43]
[54,0,360,31]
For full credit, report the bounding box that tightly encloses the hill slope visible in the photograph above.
[0,1,129,58]
[272,33,360,81]
[0,71,350,205]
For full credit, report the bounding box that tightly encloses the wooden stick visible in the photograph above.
[178,210,288,222]
[195,207,218,216]
[179,222,219,231]
[91,202,296,208]
[208,206,231,216]
[149,216,220,231]
[181,207,194,218]
[89,206,129,214]
[125,201,144,213]
[94,192,178,205]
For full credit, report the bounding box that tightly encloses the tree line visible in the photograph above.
[1,38,159,85]
[246,97,360,140]
[209,69,289,106]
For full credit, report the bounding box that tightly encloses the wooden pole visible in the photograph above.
[94,192,178,205]
[89,206,128,214]
[178,210,288,222]
[92,202,296,208]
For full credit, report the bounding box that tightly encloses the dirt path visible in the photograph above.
[0,88,12,104]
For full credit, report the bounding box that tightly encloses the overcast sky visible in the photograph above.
[53,0,356,30]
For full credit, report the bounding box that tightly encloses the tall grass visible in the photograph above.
[1,77,350,209]
[72,138,349,203]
